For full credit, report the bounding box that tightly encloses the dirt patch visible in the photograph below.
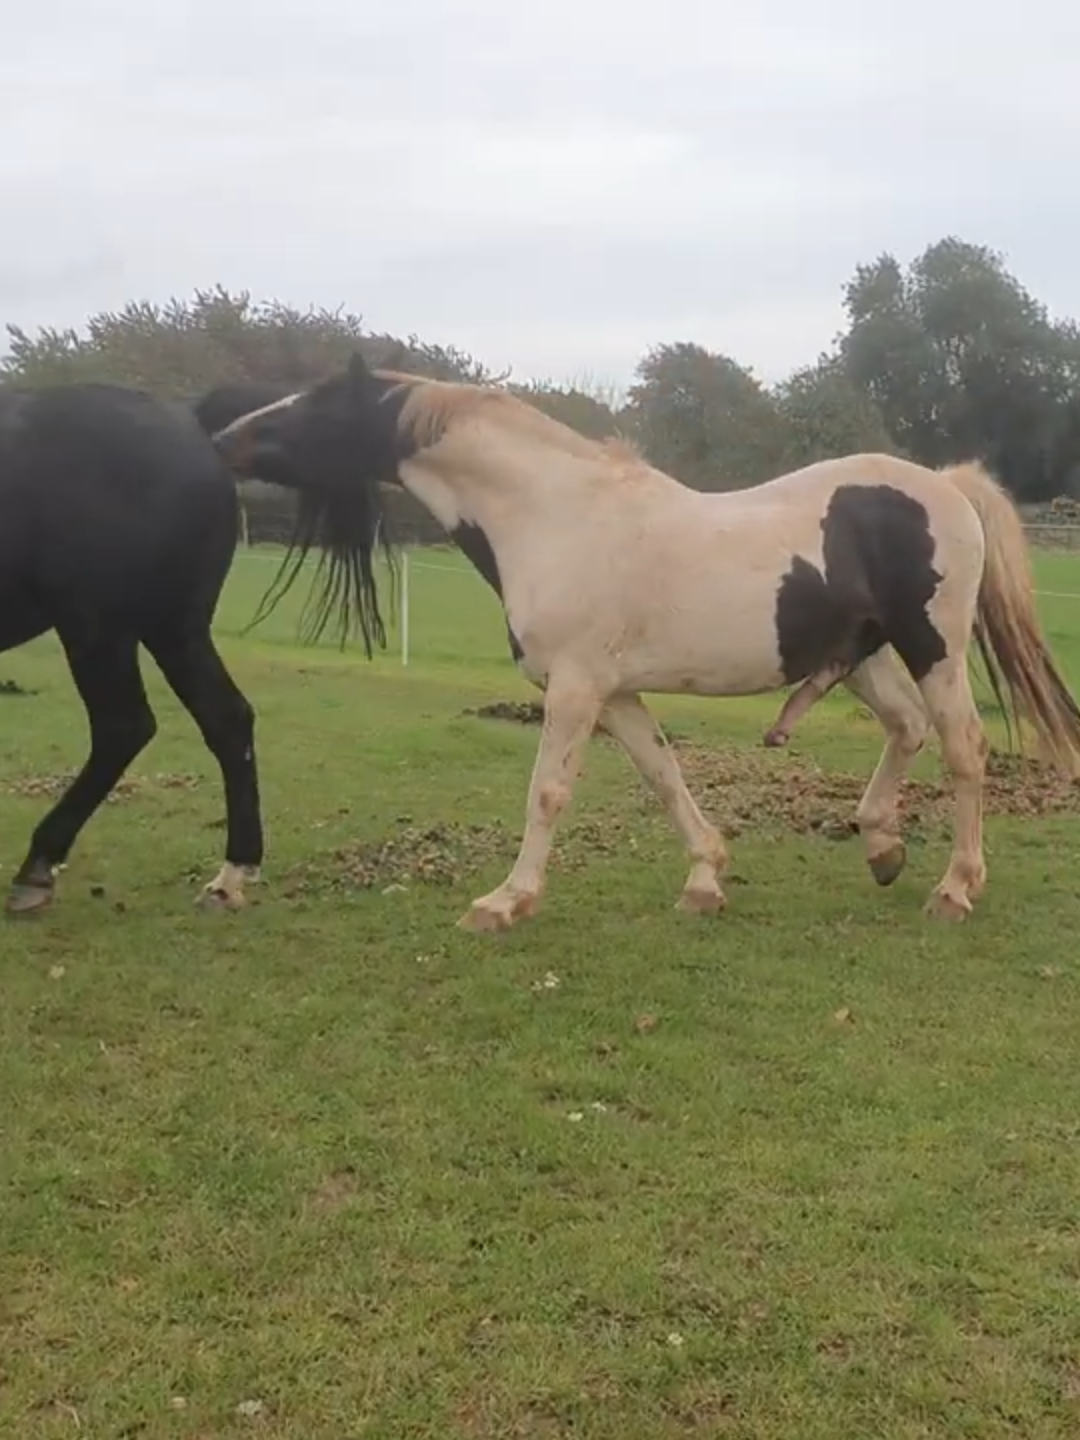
[286,820,516,894]
[4,771,201,803]
[305,1167,369,1215]
[464,700,545,726]
[462,699,688,742]
[294,744,1080,896]
[285,814,634,895]
[672,743,1080,839]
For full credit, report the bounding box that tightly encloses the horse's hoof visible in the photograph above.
[868,843,906,887]
[456,891,536,933]
[457,902,514,933]
[762,728,788,748]
[924,888,971,922]
[195,886,246,913]
[5,882,54,916]
[676,886,727,915]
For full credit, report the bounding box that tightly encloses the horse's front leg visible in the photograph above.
[458,672,601,933]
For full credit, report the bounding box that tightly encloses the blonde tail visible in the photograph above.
[942,461,1080,774]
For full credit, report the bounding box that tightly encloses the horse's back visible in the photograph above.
[714,450,983,565]
[738,451,964,508]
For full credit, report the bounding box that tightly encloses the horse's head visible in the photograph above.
[211,351,403,657]
[212,351,408,493]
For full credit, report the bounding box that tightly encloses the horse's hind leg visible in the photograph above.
[844,648,930,887]
[916,654,988,921]
[7,636,156,915]
[599,692,728,914]
[145,627,263,911]
[459,669,602,933]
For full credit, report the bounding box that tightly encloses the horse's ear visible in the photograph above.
[347,350,374,390]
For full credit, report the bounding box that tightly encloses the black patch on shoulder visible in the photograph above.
[449,520,523,663]
[452,521,501,593]
[775,483,947,685]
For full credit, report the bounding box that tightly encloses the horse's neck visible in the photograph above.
[399,421,579,537]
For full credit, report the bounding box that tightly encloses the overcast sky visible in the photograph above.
[1,0,1077,390]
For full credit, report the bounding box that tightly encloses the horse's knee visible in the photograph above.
[230,694,255,745]
[96,703,157,757]
[939,719,987,779]
[896,707,929,755]
[536,780,571,823]
[203,691,255,757]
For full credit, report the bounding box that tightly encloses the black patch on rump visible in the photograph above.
[449,520,524,663]
[774,483,947,685]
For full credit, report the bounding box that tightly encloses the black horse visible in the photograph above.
[0,378,390,916]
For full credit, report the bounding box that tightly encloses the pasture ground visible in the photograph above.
[3,545,1080,1439]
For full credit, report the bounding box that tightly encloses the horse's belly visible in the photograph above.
[624,647,785,697]
[616,608,786,696]
[504,525,803,696]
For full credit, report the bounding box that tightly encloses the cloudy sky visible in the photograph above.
[1,0,1076,390]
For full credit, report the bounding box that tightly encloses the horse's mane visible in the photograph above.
[376,370,641,467]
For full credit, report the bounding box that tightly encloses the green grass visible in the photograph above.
[2,547,1080,1438]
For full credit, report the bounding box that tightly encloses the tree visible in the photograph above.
[10,247,1080,521]
[624,342,788,489]
[839,237,1080,500]
[512,379,619,440]
[0,287,496,395]
[773,356,901,470]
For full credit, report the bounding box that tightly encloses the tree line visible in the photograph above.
[4,236,1080,543]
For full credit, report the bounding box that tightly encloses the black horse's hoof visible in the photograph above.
[6,881,55,916]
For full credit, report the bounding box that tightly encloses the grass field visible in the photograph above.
[3,545,1080,1439]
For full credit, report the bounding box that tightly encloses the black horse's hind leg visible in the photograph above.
[145,628,263,911]
[7,636,157,915]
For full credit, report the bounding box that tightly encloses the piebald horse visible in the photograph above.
[212,351,1080,930]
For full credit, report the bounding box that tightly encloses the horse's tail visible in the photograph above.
[941,461,1080,774]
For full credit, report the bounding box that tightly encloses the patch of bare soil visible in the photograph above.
[285,813,635,895]
[463,700,545,726]
[462,699,688,742]
[287,820,516,894]
[671,742,1080,839]
[305,1167,369,1215]
[4,772,201,803]
[292,743,1080,896]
